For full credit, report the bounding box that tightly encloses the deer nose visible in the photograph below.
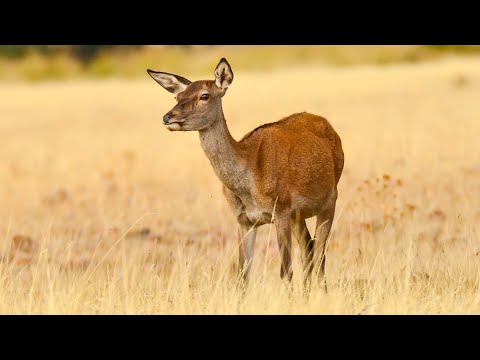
[163,112,173,125]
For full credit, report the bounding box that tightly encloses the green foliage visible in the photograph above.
[0,45,29,58]
[0,45,144,62]
[71,45,113,64]
[426,45,480,53]
[1,45,480,82]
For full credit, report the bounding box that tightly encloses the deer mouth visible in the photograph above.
[165,120,185,131]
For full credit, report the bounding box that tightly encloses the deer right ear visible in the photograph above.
[147,70,192,94]
[214,58,234,90]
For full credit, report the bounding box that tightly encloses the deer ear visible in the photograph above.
[214,58,234,90]
[147,70,192,94]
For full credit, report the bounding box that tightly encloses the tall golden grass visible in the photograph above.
[0,56,479,314]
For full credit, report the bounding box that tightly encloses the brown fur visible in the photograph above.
[147,58,344,292]
[238,112,343,218]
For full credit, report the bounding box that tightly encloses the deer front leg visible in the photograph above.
[222,186,257,288]
[237,214,257,286]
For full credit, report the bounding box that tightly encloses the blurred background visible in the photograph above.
[1,45,480,81]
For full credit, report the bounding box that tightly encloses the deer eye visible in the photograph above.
[200,94,209,101]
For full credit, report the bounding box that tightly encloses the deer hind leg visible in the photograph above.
[314,204,336,292]
[292,217,314,294]
[274,212,293,283]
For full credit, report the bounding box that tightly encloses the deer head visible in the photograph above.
[147,58,234,131]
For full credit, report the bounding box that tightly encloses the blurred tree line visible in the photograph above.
[2,45,479,62]
[1,45,479,82]
[1,45,479,62]
[0,45,146,63]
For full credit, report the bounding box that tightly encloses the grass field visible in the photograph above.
[0,56,479,314]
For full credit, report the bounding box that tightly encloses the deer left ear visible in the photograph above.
[147,69,192,94]
[214,58,234,90]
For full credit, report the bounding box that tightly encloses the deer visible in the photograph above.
[147,58,344,292]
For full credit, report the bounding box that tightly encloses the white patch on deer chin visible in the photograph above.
[165,123,182,131]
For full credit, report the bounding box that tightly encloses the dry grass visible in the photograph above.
[0,57,479,314]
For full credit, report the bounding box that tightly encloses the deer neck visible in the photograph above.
[198,108,248,192]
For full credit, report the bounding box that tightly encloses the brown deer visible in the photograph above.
[147,58,344,291]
